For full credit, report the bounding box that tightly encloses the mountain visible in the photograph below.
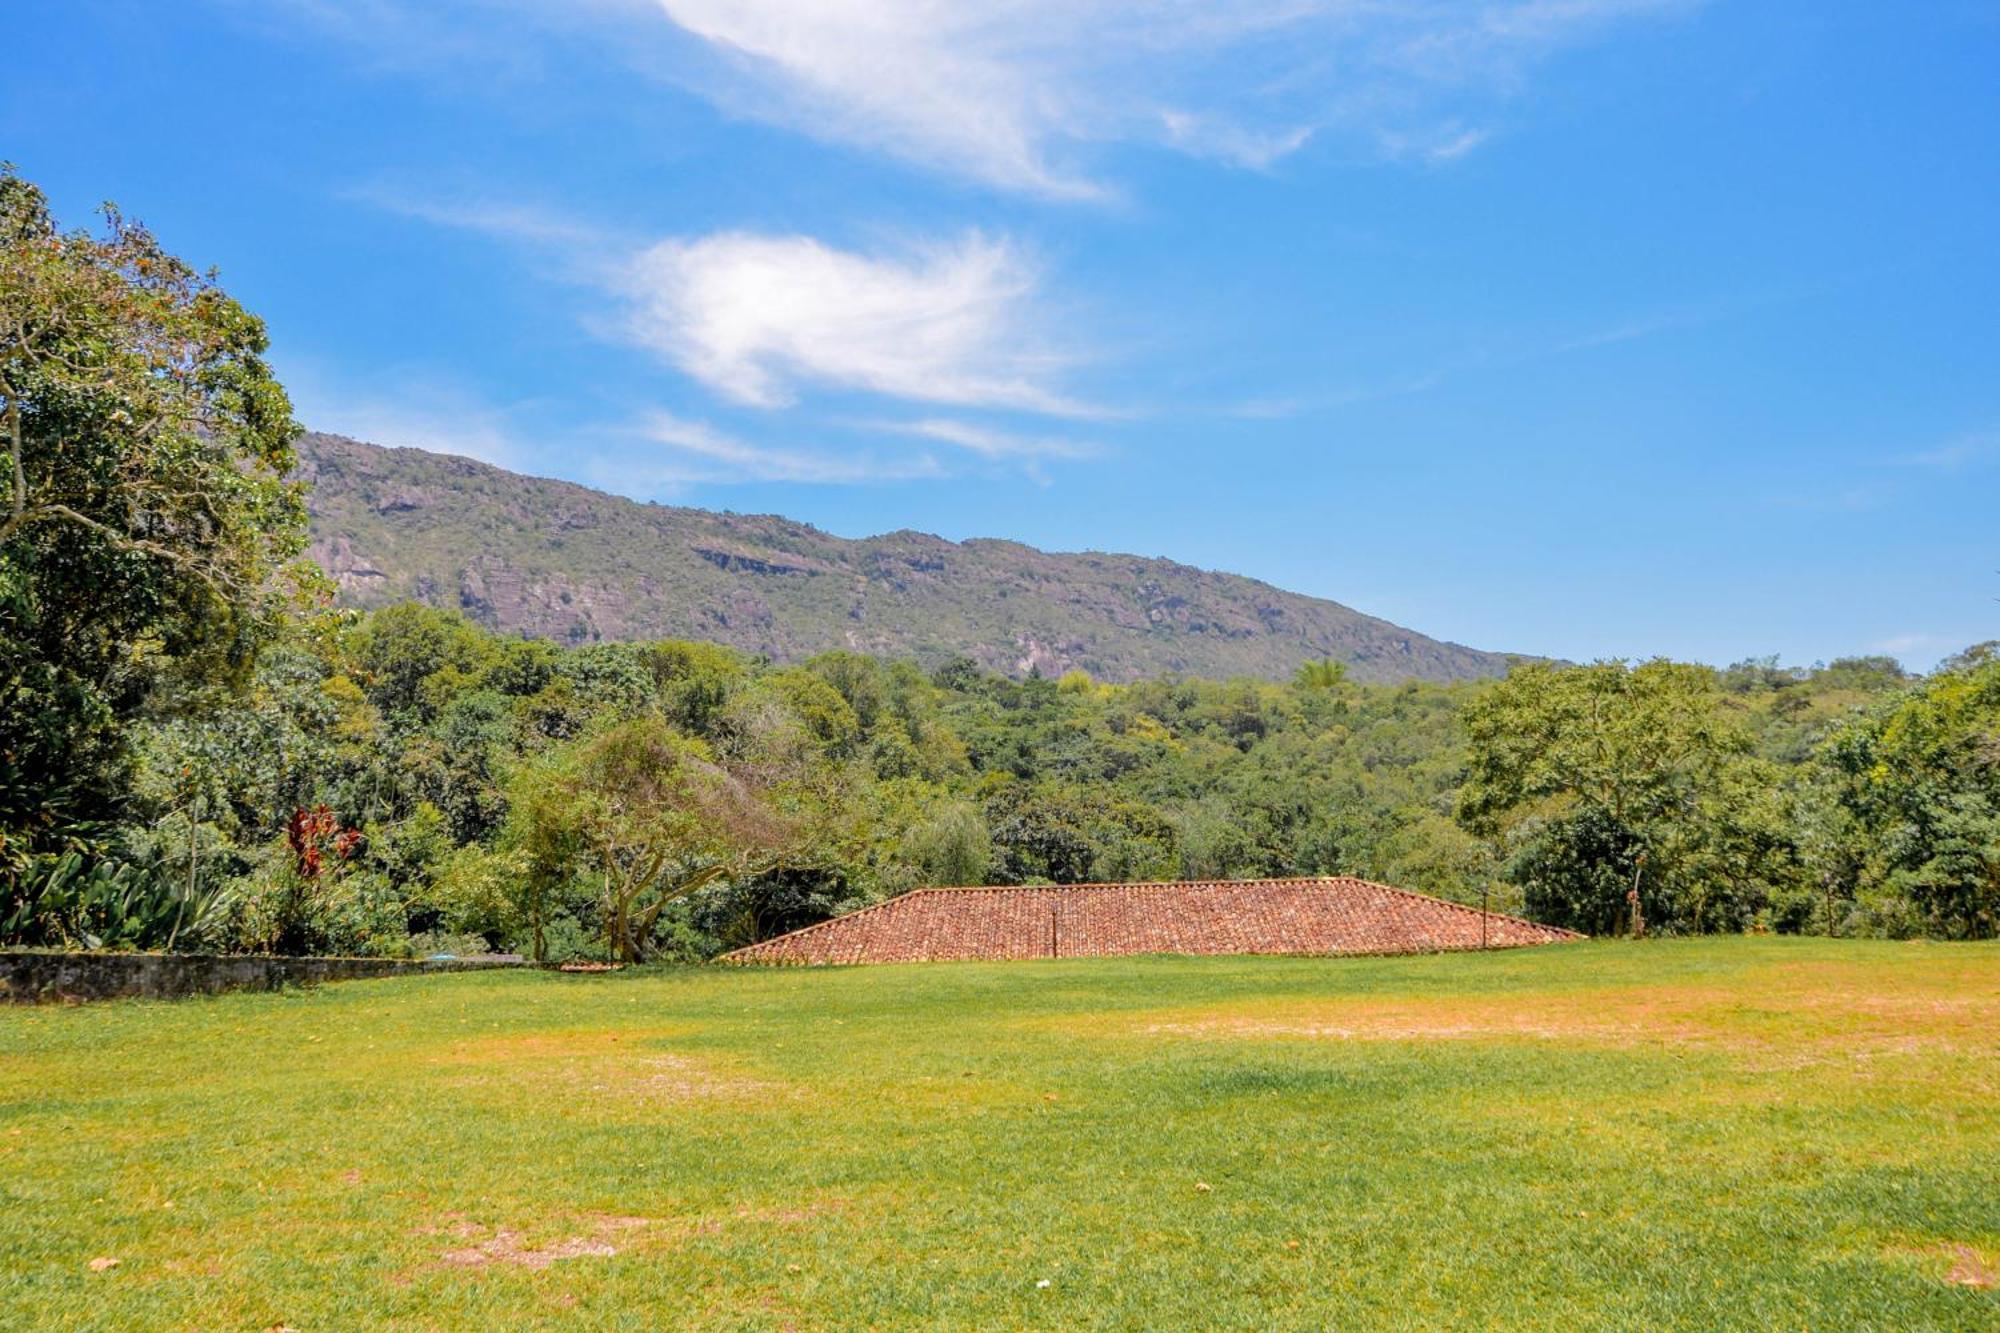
[297,432,1518,684]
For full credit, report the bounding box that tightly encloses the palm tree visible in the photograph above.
[1292,658,1348,690]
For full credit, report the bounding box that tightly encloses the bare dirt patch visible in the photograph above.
[421,1200,844,1273]
[1885,1242,2000,1290]
[732,1199,844,1226]
[586,1214,659,1232]
[635,1051,771,1099]
[1128,988,1719,1046]
[433,1030,789,1103]
[423,1212,669,1271]
[439,1229,618,1270]
[1944,1245,1999,1290]
[1091,958,2000,1064]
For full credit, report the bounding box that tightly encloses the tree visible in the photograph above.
[1811,645,2000,937]
[1458,660,1791,933]
[1505,805,1648,935]
[1169,796,1260,881]
[904,800,991,886]
[0,167,304,884]
[1293,658,1348,691]
[984,781,1101,884]
[510,717,794,962]
[347,604,499,724]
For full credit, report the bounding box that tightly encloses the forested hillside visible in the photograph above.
[299,432,1516,684]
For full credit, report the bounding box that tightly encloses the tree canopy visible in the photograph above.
[0,166,305,888]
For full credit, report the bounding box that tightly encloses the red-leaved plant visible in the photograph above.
[285,805,360,881]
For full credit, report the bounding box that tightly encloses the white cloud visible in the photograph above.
[1159,111,1316,172]
[651,0,1111,199]
[1417,126,1493,163]
[343,183,615,250]
[644,0,1696,195]
[622,230,1093,415]
[884,417,1099,461]
[351,189,1119,432]
[619,412,1102,490]
[631,411,947,486]
[1870,632,1951,657]
[1892,431,1996,473]
[259,1,1695,197]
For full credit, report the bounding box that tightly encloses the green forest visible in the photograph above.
[5,167,1998,963]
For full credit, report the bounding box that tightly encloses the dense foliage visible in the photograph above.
[6,592,1992,959]
[5,604,1526,959]
[1808,645,2000,937]
[0,166,306,903]
[1460,660,1791,936]
[2,169,1993,959]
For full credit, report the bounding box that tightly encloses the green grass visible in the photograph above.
[5,938,1998,1329]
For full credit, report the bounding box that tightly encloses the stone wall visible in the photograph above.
[0,951,524,1003]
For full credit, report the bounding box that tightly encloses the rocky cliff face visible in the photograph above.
[298,432,1519,684]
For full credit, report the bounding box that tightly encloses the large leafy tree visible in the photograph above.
[1811,644,2000,937]
[1458,660,1795,933]
[0,167,305,882]
[510,717,796,962]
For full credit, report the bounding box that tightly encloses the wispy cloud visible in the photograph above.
[349,187,1099,417]
[1870,631,1953,657]
[1554,310,1711,353]
[1220,395,1315,422]
[1418,127,1493,163]
[1773,485,1881,514]
[343,182,618,251]
[1158,111,1315,173]
[624,411,948,487]
[617,412,1102,491]
[351,192,1116,483]
[1219,362,1463,419]
[621,230,1096,416]
[1219,286,1794,421]
[1890,430,1996,472]
[1752,427,1998,520]
[264,0,1697,198]
[883,417,1100,461]
[285,360,1085,493]
[643,0,1695,196]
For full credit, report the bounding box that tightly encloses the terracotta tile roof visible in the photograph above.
[718,877,1583,966]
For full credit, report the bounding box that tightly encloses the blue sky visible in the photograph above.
[8,1,1997,669]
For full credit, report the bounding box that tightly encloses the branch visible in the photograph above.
[0,501,231,594]
[3,392,20,525]
[633,862,730,935]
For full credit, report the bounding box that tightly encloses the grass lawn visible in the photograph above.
[4,938,1998,1329]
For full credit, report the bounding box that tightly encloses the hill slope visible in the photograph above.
[298,432,1517,683]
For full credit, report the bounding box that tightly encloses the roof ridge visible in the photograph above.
[889,875,1381,894]
[715,887,934,962]
[1342,877,1584,939]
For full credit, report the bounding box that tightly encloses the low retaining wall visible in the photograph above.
[0,951,524,1004]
